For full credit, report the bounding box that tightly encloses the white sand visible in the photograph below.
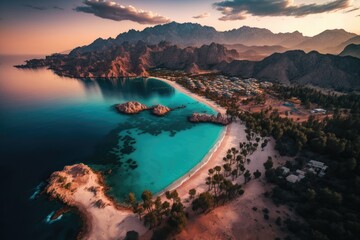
[46,164,147,240]
[149,77,226,115]
[72,172,147,240]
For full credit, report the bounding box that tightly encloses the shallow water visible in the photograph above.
[0,55,223,239]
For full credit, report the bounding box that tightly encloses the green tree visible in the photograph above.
[141,190,153,212]
[263,157,273,170]
[192,192,214,213]
[253,170,262,179]
[189,189,196,199]
[244,170,251,183]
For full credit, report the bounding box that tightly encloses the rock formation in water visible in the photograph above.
[152,105,171,116]
[116,101,148,114]
[189,113,230,125]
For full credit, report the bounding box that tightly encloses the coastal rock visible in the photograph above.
[46,163,91,204]
[116,101,148,114]
[152,104,171,116]
[189,113,230,125]
[45,163,147,239]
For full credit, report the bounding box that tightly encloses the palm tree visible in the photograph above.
[223,163,232,177]
[205,176,212,191]
[141,190,153,212]
[214,165,222,175]
[231,169,238,180]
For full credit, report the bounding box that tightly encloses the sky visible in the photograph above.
[0,0,359,54]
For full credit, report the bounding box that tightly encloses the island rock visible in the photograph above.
[152,104,171,116]
[189,113,230,125]
[116,101,148,114]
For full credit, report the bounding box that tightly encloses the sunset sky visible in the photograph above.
[0,0,359,54]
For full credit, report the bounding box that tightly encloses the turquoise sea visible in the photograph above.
[0,55,223,239]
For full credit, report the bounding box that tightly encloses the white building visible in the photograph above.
[286,174,300,183]
[307,160,328,177]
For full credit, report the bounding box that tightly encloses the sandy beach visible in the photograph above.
[149,76,226,115]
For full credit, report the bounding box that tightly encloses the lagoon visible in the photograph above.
[0,55,223,239]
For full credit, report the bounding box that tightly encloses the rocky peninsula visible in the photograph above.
[45,163,146,239]
[189,113,230,125]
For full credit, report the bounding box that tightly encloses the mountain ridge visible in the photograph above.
[69,22,357,56]
[339,44,360,59]
[17,41,360,91]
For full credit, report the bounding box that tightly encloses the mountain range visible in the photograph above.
[17,40,360,91]
[18,42,239,78]
[216,50,360,90]
[70,22,358,57]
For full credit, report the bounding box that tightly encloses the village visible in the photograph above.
[152,72,330,123]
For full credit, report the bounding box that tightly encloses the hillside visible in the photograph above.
[216,50,360,90]
[339,44,360,59]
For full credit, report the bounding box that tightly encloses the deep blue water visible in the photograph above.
[0,55,223,239]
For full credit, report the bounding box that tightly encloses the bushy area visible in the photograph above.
[233,86,360,240]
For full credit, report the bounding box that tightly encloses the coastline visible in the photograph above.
[148,76,243,203]
[156,123,228,197]
[45,76,238,239]
[148,76,226,115]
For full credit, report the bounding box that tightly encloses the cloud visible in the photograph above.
[53,6,65,11]
[23,4,47,11]
[193,12,210,19]
[213,0,353,21]
[23,4,64,11]
[74,0,170,24]
[344,7,359,13]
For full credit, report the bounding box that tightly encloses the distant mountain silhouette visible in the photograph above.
[339,44,360,59]
[334,36,360,53]
[296,29,357,54]
[224,44,288,61]
[69,22,357,57]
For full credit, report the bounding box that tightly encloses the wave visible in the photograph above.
[29,182,45,200]
[45,211,63,224]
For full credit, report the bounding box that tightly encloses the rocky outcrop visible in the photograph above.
[189,113,230,125]
[46,163,91,204]
[152,105,171,116]
[45,163,147,239]
[116,102,148,114]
